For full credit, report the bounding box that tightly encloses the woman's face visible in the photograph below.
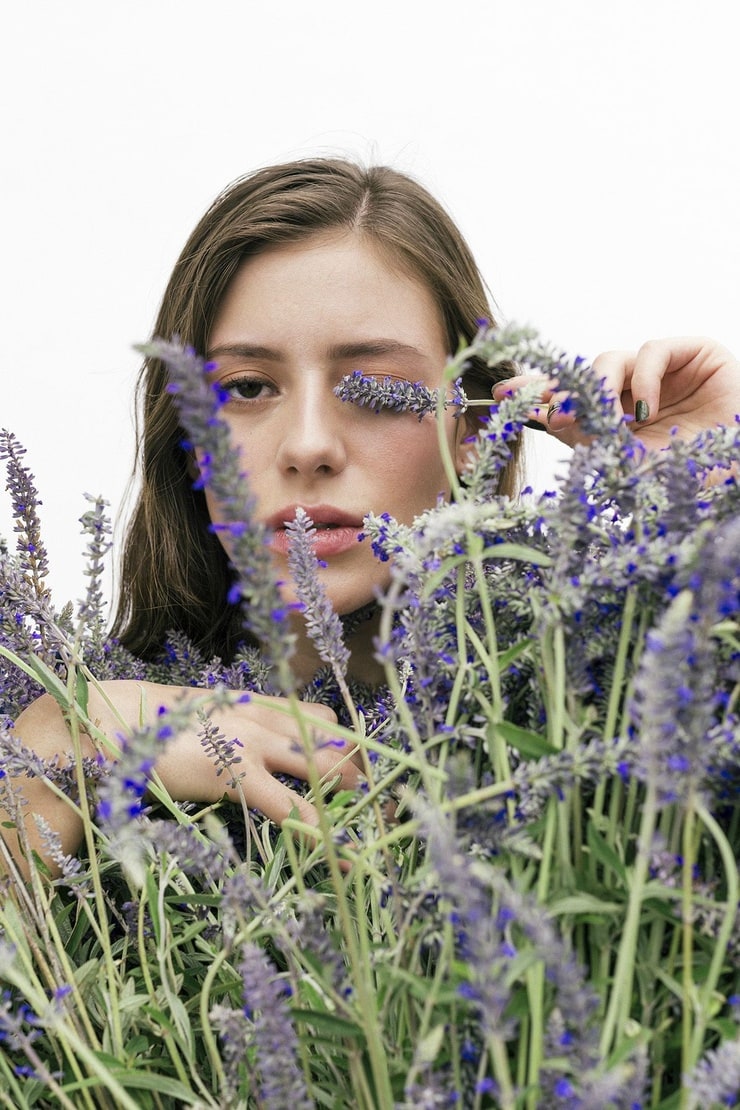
[205,230,468,616]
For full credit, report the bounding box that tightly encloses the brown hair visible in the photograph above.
[111,158,521,660]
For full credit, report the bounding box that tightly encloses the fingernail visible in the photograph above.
[546,401,562,425]
[635,400,650,422]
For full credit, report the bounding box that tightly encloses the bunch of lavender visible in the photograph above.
[340,322,740,1097]
[1,322,739,1108]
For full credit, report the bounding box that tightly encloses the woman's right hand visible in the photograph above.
[3,679,359,879]
[154,689,360,827]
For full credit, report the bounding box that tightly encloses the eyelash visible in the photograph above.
[218,370,415,409]
[220,375,275,404]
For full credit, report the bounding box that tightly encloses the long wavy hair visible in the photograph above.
[111,158,521,661]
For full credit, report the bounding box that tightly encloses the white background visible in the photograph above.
[2,0,739,610]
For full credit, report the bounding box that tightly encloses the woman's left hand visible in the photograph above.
[590,337,740,451]
[494,336,740,453]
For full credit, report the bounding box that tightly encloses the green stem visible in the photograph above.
[199,946,231,1092]
[590,590,643,879]
[524,801,558,1101]
[289,693,394,1109]
[680,801,697,1095]
[599,780,659,1057]
[488,1031,517,1109]
[689,803,740,1065]
[64,668,124,1058]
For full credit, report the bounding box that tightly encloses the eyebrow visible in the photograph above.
[206,339,428,362]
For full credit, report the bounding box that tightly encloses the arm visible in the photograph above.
[1,679,357,880]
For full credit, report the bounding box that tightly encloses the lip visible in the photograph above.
[265,504,364,531]
[266,504,365,558]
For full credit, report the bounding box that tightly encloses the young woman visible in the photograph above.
[4,158,740,877]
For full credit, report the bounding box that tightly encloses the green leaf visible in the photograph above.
[587,821,627,882]
[480,541,553,567]
[549,893,623,916]
[143,869,161,947]
[497,638,534,668]
[290,1008,363,1039]
[414,1024,445,1065]
[61,1068,198,1101]
[75,669,89,716]
[23,654,70,710]
[495,721,558,759]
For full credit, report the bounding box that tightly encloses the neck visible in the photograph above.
[287,605,385,688]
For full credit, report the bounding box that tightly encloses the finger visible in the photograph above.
[591,349,635,417]
[260,695,339,727]
[245,767,319,828]
[607,341,675,424]
[491,373,554,401]
[258,720,359,791]
[628,337,732,423]
[593,338,716,427]
[312,740,362,790]
[490,374,559,429]
[542,389,578,433]
[246,769,355,872]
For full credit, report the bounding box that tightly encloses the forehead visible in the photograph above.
[209,230,448,352]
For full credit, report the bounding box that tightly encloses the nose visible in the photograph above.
[275,385,348,477]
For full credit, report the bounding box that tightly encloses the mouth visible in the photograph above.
[266,505,365,558]
[265,504,364,531]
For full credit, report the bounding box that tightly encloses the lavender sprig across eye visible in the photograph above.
[334,371,477,420]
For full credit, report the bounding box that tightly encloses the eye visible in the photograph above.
[220,376,275,404]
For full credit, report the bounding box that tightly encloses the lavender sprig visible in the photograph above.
[95,700,195,883]
[197,708,244,788]
[138,337,295,688]
[686,1036,740,1108]
[285,508,350,679]
[334,371,470,420]
[209,1002,251,1106]
[75,494,112,638]
[414,796,608,1099]
[0,430,50,598]
[470,323,624,442]
[629,516,740,802]
[457,379,544,500]
[238,941,314,1109]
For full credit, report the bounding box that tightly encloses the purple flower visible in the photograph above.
[629,517,740,801]
[285,508,350,679]
[139,337,295,688]
[75,494,112,634]
[197,707,244,785]
[334,370,444,419]
[0,431,50,596]
[238,941,313,1108]
[686,1039,740,1107]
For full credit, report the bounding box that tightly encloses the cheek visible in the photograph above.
[369,418,455,510]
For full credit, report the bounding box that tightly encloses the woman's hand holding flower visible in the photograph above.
[493,336,740,452]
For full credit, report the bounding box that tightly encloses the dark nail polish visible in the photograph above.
[635,400,650,423]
